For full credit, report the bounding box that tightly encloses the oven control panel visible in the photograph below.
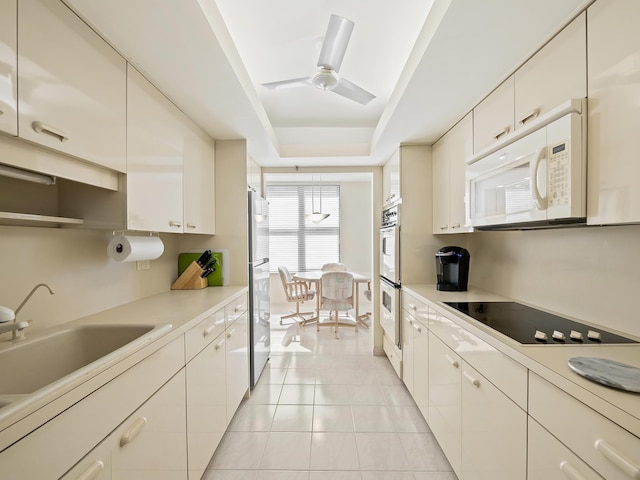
[382,204,399,227]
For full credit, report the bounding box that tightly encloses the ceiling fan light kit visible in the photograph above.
[262,14,376,105]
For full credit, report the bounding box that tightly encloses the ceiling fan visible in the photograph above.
[261,14,376,105]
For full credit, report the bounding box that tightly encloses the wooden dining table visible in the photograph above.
[293,270,371,328]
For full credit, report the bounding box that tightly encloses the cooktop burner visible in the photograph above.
[444,301,638,345]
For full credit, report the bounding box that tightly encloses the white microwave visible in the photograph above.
[466,99,587,230]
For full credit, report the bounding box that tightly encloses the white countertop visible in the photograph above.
[404,284,640,438]
[0,286,248,449]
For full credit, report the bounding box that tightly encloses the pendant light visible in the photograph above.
[306,175,330,223]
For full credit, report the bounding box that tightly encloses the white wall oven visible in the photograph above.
[379,204,401,345]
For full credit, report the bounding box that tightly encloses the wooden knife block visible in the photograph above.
[171,261,208,290]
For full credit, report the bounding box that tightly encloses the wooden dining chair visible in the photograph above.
[278,266,316,325]
[318,271,357,339]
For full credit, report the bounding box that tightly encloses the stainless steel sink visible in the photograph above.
[0,324,166,397]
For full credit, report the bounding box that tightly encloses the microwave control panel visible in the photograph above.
[548,140,570,207]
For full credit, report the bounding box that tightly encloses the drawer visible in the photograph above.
[431,309,527,409]
[528,417,603,480]
[226,294,248,326]
[529,372,640,480]
[185,308,225,362]
[383,333,402,379]
[401,290,430,327]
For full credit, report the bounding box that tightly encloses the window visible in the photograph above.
[265,184,340,273]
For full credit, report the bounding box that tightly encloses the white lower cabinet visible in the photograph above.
[225,310,249,424]
[460,362,526,480]
[185,331,227,480]
[528,417,603,480]
[62,370,187,480]
[428,331,462,476]
[401,310,416,395]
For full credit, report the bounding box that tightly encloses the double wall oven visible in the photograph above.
[380,204,401,346]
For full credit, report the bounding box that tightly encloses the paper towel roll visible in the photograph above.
[107,235,164,262]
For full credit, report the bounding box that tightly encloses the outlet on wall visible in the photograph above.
[136,260,151,271]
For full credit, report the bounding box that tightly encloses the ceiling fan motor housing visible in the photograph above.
[312,68,338,91]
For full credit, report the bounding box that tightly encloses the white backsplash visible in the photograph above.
[468,224,640,337]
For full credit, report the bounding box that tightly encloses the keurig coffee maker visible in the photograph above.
[435,246,470,291]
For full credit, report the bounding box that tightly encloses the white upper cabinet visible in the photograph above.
[587,0,640,225]
[382,149,401,206]
[17,0,126,172]
[432,113,473,234]
[0,0,17,136]
[473,77,514,153]
[183,121,216,234]
[515,12,586,130]
[126,66,184,233]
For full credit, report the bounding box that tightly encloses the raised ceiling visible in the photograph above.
[65,0,590,167]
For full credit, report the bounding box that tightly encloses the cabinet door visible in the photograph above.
[61,441,111,480]
[473,77,514,153]
[401,309,415,395]
[17,0,126,171]
[183,122,215,234]
[126,66,184,233]
[0,0,17,136]
[111,370,187,480]
[383,149,400,205]
[528,417,603,480]
[461,362,526,480]
[432,138,450,233]
[428,332,461,475]
[412,317,429,419]
[225,311,249,424]
[186,332,227,480]
[587,0,640,224]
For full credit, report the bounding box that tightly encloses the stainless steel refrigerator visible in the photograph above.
[248,189,270,387]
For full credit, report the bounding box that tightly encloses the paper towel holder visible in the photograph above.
[110,230,160,254]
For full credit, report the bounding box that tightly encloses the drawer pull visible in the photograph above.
[74,460,104,480]
[493,126,510,140]
[235,304,244,312]
[412,322,422,333]
[463,370,481,387]
[227,328,236,339]
[169,220,182,228]
[408,303,417,311]
[119,416,147,447]
[214,338,226,351]
[595,439,640,479]
[32,121,68,142]
[445,354,459,368]
[186,223,197,229]
[560,461,588,480]
[519,108,540,125]
[203,324,218,337]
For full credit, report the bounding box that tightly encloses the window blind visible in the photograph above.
[265,184,340,273]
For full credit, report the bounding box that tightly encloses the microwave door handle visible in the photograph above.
[532,147,547,211]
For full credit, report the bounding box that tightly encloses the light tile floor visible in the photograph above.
[203,315,458,480]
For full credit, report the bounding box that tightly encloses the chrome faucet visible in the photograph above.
[0,283,55,341]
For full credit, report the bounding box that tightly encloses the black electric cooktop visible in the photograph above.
[444,301,638,345]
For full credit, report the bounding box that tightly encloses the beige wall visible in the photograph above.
[467,225,640,338]
[0,226,180,332]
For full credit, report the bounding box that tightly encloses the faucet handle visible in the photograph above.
[0,306,16,323]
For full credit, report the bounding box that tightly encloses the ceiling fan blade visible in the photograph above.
[331,78,376,105]
[317,14,354,73]
[262,77,311,90]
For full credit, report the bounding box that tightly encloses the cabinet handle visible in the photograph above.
[451,223,461,229]
[32,121,69,143]
[169,220,182,228]
[235,304,244,312]
[186,223,197,229]
[214,338,226,351]
[73,460,104,480]
[119,416,147,447]
[227,328,236,339]
[439,225,448,230]
[203,324,218,337]
[408,303,417,311]
[463,370,481,387]
[445,354,459,368]
[412,322,422,333]
[559,461,588,480]
[519,108,540,126]
[493,126,510,140]
[595,439,640,479]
